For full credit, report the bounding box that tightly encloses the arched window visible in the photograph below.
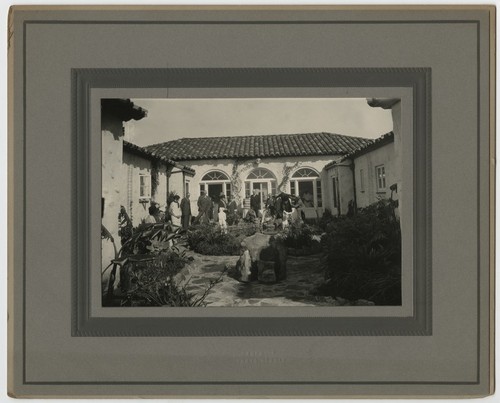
[244,168,277,206]
[202,171,230,181]
[290,168,322,208]
[199,170,231,201]
[292,168,319,178]
[246,168,276,180]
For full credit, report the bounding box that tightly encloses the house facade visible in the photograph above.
[102,98,402,275]
[325,98,403,217]
[325,132,398,214]
[101,99,194,272]
[121,141,195,222]
[144,132,373,219]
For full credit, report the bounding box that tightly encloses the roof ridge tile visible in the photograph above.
[143,132,375,160]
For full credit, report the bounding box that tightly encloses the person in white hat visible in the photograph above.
[168,194,182,229]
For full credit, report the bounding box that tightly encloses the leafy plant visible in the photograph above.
[151,161,160,198]
[318,208,335,231]
[279,222,317,249]
[124,260,227,307]
[121,222,182,256]
[102,221,184,304]
[228,222,258,238]
[186,224,242,256]
[277,162,301,192]
[230,159,246,205]
[318,199,401,305]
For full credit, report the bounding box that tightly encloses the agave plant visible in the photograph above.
[102,222,183,302]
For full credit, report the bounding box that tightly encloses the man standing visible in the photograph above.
[227,195,238,215]
[196,189,212,224]
[250,189,261,217]
[180,193,192,230]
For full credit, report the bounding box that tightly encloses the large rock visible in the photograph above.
[257,260,277,283]
[233,249,252,282]
[239,233,287,282]
[241,233,272,262]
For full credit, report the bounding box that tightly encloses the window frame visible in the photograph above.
[244,168,277,201]
[359,168,365,192]
[375,164,387,192]
[139,173,152,199]
[332,177,339,209]
[200,170,232,198]
[201,170,230,182]
[289,167,322,208]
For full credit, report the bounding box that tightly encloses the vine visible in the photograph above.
[230,159,246,204]
[151,161,160,198]
[278,161,301,192]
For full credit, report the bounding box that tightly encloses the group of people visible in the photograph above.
[247,189,307,226]
[140,188,308,234]
[143,193,193,231]
[196,190,239,233]
[142,190,239,234]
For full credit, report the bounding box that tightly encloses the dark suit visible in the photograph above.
[196,195,212,224]
[180,197,191,229]
[250,194,261,215]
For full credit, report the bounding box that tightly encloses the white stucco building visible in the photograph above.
[325,98,402,216]
[101,99,194,272]
[144,132,373,219]
[102,98,402,272]
[325,131,398,214]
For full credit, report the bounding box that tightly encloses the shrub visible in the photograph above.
[126,275,194,307]
[229,222,258,238]
[102,220,184,305]
[226,211,241,226]
[319,199,401,305]
[318,208,335,231]
[279,222,317,249]
[124,255,226,307]
[121,222,181,256]
[186,224,242,256]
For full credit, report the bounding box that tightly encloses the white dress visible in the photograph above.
[169,201,182,227]
[218,200,228,233]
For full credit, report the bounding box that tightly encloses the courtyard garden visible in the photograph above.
[102,199,401,307]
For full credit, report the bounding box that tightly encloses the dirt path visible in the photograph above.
[175,251,326,307]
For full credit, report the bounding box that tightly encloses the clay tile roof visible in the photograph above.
[324,131,395,170]
[144,132,371,161]
[123,141,195,175]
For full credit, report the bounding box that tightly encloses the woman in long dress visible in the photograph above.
[218,193,228,234]
[168,195,182,229]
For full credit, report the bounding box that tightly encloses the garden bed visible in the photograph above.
[318,199,402,306]
[186,223,258,256]
[286,242,322,257]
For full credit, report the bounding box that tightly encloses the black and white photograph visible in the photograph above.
[7,3,494,398]
[101,97,403,308]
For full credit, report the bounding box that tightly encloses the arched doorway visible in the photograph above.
[244,168,277,206]
[289,167,322,208]
[199,170,231,203]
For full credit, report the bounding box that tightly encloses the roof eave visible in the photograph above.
[123,141,195,175]
[102,99,147,122]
